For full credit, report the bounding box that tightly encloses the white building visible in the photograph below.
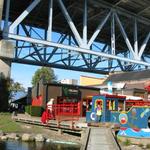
[60,79,78,85]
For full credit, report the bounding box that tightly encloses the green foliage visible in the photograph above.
[31,67,57,86]
[117,137,122,143]
[0,113,22,132]
[0,72,25,112]
[139,143,144,147]
[9,79,25,92]
[25,105,31,114]
[30,106,44,117]
[123,139,131,146]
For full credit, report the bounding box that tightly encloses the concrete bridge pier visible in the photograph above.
[0,59,11,78]
[0,0,4,30]
[0,39,14,78]
[0,0,14,78]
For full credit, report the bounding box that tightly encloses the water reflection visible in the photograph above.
[0,141,80,150]
[0,141,6,149]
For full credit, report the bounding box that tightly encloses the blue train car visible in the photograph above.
[86,94,150,128]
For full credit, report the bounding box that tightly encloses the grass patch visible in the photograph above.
[0,113,47,134]
[123,139,131,146]
[0,113,22,133]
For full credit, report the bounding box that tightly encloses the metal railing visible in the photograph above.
[41,103,81,128]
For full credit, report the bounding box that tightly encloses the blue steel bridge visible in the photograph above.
[0,0,150,76]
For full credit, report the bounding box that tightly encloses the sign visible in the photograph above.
[107,81,112,94]
[62,86,79,98]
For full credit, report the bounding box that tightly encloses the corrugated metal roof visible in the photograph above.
[11,91,27,102]
[104,69,150,83]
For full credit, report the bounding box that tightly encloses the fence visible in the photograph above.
[41,103,81,128]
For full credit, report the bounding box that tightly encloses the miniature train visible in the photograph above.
[86,94,150,129]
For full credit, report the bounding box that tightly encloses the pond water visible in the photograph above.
[0,141,80,150]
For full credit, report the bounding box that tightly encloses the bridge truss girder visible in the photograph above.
[3,0,150,74]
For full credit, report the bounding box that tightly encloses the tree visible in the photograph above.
[9,80,25,92]
[31,67,57,86]
[0,73,25,112]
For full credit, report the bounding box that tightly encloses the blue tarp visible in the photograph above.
[11,91,27,102]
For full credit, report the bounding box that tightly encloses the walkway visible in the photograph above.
[83,127,120,150]
[13,114,87,134]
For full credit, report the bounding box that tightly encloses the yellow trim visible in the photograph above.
[108,100,115,110]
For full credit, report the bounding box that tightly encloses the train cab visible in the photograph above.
[86,94,150,129]
[86,94,126,123]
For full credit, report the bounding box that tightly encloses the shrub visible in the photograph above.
[146,144,150,149]
[25,105,31,114]
[139,143,144,147]
[123,139,131,146]
[117,137,122,143]
[30,106,44,117]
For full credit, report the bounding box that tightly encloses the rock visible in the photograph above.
[122,145,142,150]
[22,134,35,142]
[0,130,4,136]
[46,138,51,142]
[7,133,18,140]
[15,136,20,141]
[35,134,45,142]
[142,145,147,149]
[1,136,8,140]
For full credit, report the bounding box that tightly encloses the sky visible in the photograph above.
[11,63,106,89]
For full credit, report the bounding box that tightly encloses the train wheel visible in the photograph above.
[148,117,150,128]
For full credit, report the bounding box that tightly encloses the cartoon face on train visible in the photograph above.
[94,99,103,110]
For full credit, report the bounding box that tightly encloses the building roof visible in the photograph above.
[11,91,27,102]
[124,83,145,90]
[104,69,150,84]
[45,82,100,91]
[80,75,106,86]
[80,75,105,80]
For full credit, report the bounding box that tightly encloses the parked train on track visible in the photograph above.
[86,94,150,129]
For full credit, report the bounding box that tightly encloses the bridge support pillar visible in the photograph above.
[0,59,11,78]
[0,0,4,30]
[0,40,14,78]
[0,0,13,78]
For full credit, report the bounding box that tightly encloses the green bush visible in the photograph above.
[139,143,144,147]
[25,105,31,114]
[30,106,44,117]
[123,139,131,146]
[146,144,150,149]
